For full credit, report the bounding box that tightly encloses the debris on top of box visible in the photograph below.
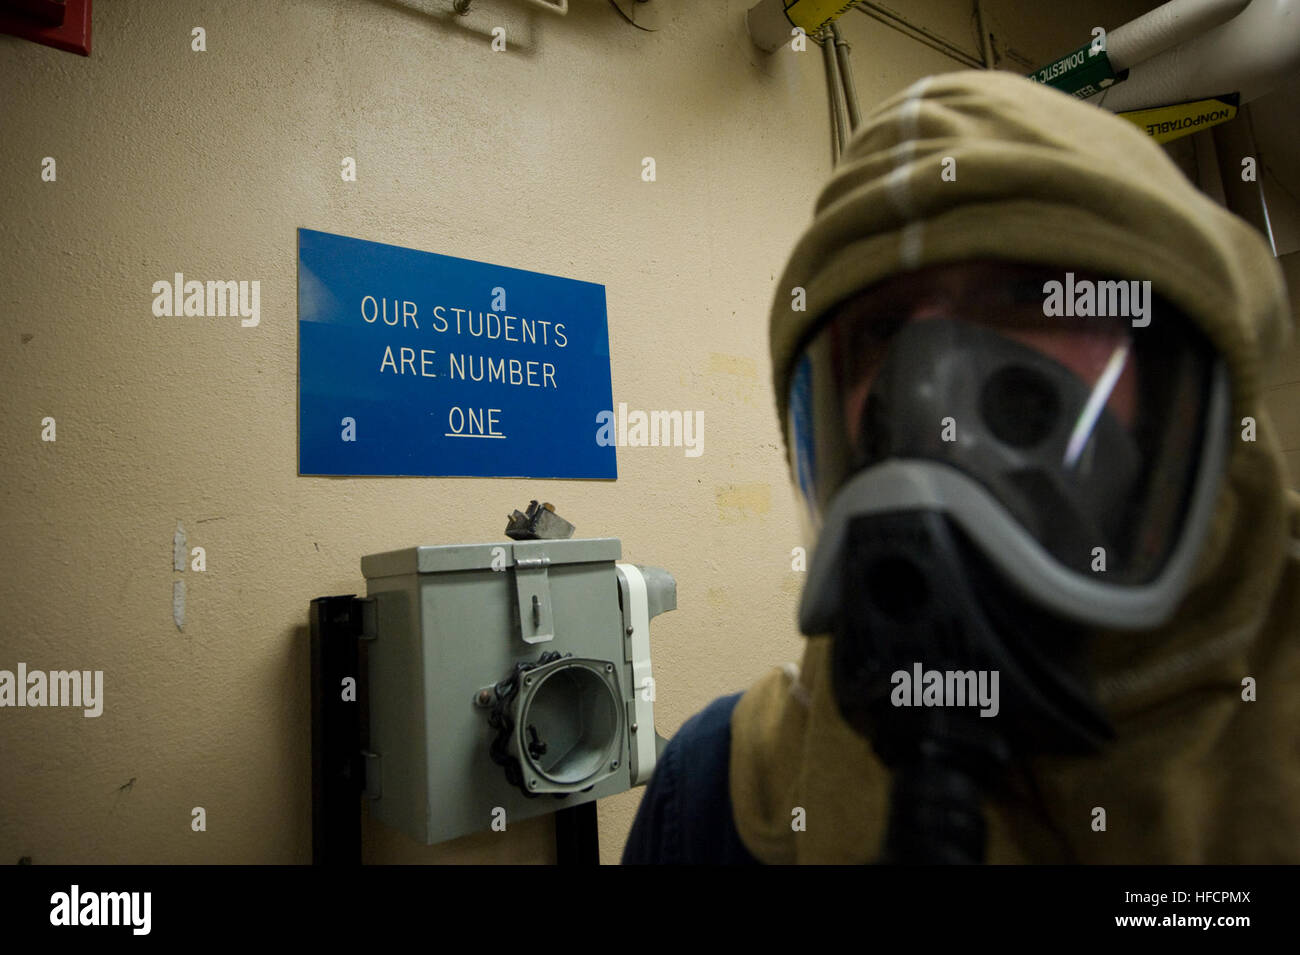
[504,501,575,541]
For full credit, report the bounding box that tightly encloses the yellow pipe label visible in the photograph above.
[783,0,861,33]
[1117,93,1240,145]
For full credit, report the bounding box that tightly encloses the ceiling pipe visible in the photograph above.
[457,0,568,13]
[974,0,996,69]
[855,2,983,68]
[820,27,850,164]
[1090,0,1300,111]
[830,22,863,132]
[1104,0,1250,72]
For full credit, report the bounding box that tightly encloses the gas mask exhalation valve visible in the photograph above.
[833,509,1114,863]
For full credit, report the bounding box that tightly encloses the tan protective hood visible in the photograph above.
[733,69,1300,863]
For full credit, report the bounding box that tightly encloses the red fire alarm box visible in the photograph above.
[0,0,91,57]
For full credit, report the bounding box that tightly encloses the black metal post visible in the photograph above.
[310,595,365,865]
[554,801,600,865]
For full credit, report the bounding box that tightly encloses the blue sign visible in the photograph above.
[298,228,616,478]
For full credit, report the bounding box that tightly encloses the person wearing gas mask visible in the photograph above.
[622,69,1300,864]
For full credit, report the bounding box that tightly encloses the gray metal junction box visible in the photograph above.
[360,537,674,846]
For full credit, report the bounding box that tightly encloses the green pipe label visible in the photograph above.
[1027,42,1119,99]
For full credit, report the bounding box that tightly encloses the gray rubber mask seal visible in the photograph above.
[798,360,1230,635]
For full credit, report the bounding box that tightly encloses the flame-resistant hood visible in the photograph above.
[733,69,1300,863]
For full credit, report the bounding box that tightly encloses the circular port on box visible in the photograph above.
[516,660,621,787]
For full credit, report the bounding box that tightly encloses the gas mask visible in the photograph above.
[788,266,1231,862]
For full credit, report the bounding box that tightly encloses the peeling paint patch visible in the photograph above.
[173,522,187,572]
[173,580,185,631]
[21,333,33,344]
[117,777,136,793]
[715,483,772,524]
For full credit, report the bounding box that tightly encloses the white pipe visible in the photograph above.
[830,23,862,131]
[822,28,849,162]
[1106,0,1250,70]
[1092,0,1300,110]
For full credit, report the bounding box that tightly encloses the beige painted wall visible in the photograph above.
[2,0,1282,866]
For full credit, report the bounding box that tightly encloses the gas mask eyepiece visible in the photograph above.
[790,267,1229,634]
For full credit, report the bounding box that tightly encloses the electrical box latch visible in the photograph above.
[513,554,554,644]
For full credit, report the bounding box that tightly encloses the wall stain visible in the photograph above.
[706,353,758,379]
[715,483,771,524]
